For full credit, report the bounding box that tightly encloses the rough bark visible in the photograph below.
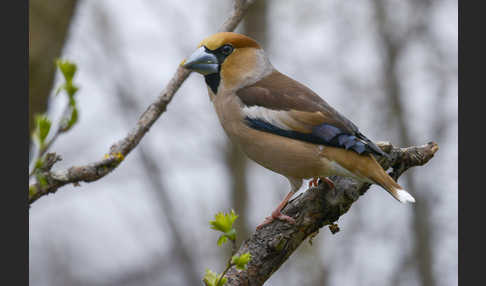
[28,0,257,205]
[224,141,439,286]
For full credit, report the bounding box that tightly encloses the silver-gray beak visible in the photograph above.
[181,47,219,75]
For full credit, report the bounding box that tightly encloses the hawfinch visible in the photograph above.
[182,32,415,228]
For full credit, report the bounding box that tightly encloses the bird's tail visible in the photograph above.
[366,156,415,203]
[320,146,415,203]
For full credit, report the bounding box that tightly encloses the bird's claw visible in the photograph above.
[308,177,319,188]
[256,210,296,230]
[309,177,335,189]
[322,177,335,189]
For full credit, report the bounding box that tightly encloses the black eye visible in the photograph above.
[221,44,233,55]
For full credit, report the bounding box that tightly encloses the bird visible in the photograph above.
[181,32,415,229]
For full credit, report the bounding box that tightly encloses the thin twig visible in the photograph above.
[28,104,69,177]
[28,0,256,205]
[217,261,235,286]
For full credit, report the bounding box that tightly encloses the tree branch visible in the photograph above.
[28,0,256,205]
[224,141,439,286]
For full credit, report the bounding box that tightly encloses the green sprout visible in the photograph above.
[210,209,238,246]
[203,210,251,286]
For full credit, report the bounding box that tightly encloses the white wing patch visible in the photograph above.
[242,106,294,131]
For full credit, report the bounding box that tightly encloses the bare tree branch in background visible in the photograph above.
[372,1,439,285]
[224,142,439,285]
[29,0,79,134]
[89,3,202,283]
[117,84,201,285]
[28,0,257,205]
[226,142,250,244]
[226,0,270,247]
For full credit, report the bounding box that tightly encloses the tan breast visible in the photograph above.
[211,91,343,180]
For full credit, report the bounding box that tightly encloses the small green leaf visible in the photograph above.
[217,277,227,286]
[36,173,48,188]
[210,209,238,233]
[65,84,79,98]
[203,269,227,286]
[53,59,80,133]
[217,235,228,246]
[231,252,251,270]
[67,105,78,129]
[56,59,77,83]
[33,115,51,146]
[35,158,43,169]
[203,269,217,286]
[59,105,78,132]
[55,84,65,96]
[224,228,236,241]
[55,82,78,98]
[216,227,237,246]
[29,185,37,198]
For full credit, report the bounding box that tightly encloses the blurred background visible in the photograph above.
[29,0,457,285]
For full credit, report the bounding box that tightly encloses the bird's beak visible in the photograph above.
[181,46,219,75]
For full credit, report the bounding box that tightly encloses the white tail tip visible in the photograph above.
[396,189,416,203]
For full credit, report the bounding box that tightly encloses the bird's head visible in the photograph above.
[182,32,272,94]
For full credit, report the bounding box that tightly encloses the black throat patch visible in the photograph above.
[202,45,233,94]
[204,72,221,94]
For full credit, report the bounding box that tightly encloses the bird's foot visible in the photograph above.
[256,209,296,230]
[321,177,335,189]
[309,177,335,189]
[308,177,319,188]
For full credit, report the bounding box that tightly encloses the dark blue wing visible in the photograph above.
[237,71,388,158]
[245,118,388,158]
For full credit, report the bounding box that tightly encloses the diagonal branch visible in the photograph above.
[224,141,439,286]
[28,0,256,205]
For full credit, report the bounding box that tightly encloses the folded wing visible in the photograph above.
[237,71,388,157]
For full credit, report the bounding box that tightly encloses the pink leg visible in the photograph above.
[308,177,319,188]
[256,178,302,230]
[256,190,296,229]
[320,177,335,189]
